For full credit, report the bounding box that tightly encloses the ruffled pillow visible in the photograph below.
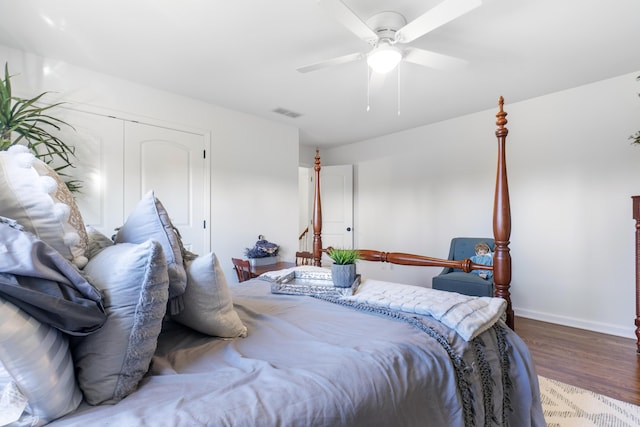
[0,145,88,268]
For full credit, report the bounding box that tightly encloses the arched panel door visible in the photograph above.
[124,122,209,255]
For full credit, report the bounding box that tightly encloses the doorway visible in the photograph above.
[299,164,354,256]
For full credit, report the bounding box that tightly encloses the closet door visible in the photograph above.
[54,110,125,237]
[124,122,208,255]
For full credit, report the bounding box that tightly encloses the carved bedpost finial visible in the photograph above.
[315,148,321,172]
[496,96,508,131]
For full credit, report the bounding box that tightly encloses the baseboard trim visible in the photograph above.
[514,307,636,340]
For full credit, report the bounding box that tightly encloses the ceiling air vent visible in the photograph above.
[272,107,302,119]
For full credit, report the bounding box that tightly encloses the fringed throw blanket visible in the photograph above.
[313,293,513,427]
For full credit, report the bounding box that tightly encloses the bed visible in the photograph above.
[0,98,545,427]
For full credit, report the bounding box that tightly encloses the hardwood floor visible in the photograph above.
[515,316,640,405]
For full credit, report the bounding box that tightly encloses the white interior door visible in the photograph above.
[53,109,125,238]
[124,122,209,255]
[316,164,353,262]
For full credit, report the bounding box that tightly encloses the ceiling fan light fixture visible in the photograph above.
[367,42,402,74]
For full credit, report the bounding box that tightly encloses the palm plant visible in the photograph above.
[0,63,80,191]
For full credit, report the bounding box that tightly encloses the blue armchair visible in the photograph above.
[431,237,495,297]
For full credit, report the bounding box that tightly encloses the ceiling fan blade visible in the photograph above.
[395,0,482,44]
[297,52,364,73]
[404,47,468,71]
[317,0,378,43]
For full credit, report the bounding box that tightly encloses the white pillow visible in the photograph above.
[0,297,82,426]
[173,252,247,338]
[72,240,169,405]
[0,145,88,268]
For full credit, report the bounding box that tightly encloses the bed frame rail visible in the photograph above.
[358,249,494,274]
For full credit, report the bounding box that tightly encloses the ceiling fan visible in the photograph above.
[297,0,481,74]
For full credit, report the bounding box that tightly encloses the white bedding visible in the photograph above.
[263,267,507,341]
[347,279,507,341]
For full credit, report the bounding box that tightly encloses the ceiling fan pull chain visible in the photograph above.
[367,65,371,112]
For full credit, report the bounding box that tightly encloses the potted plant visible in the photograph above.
[327,247,360,288]
[0,63,80,191]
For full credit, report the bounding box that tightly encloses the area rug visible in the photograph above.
[539,375,640,427]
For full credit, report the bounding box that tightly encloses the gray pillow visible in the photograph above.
[114,191,187,302]
[173,252,247,338]
[0,297,82,425]
[71,240,169,405]
[85,225,114,259]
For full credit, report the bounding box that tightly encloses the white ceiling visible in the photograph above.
[0,0,639,148]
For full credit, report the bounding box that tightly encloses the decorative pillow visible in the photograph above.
[0,145,88,268]
[85,225,114,260]
[173,252,248,338]
[114,191,187,302]
[0,297,82,426]
[71,240,169,405]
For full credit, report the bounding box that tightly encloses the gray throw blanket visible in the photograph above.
[313,293,513,427]
[0,217,106,336]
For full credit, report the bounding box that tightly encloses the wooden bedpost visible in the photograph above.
[631,196,640,352]
[493,97,514,329]
[308,101,514,324]
[312,149,323,266]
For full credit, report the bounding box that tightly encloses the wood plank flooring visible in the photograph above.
[514,316,640,405]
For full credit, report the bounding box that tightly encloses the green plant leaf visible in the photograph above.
[0,62,81,192]
[327,248,360,265]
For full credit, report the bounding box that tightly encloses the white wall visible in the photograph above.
[323,72,640,338]
[4,44,640,337]
[298,167,312,243]
[0,46,300,282]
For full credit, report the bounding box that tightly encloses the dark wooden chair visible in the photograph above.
[231,258,253,282]
[295,251,313,266]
